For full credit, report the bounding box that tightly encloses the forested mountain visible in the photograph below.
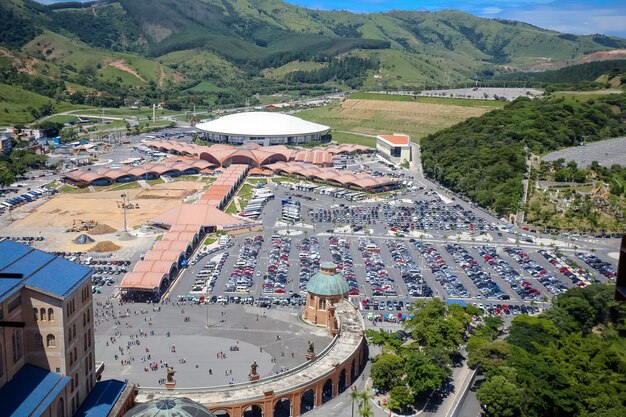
[1,0,626,124]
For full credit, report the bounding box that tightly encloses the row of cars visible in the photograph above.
[329,236,359,295]
[414,241,470,298]
[384,197,490,233]
[504,247,568,296]
[362,298,409,311]
[539,250,592,287]
[308,206,381,225]
[298,237,320,292]
[386,240,433,297]
[189,240,234,266]
[358,238,396,297]
[476,246,543,301]
[444,243,509,300]
[576,252,617,283]
[262,237,291,295]
[225,235,263,293]
[193,252,228,293]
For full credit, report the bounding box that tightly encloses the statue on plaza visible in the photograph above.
[307,340,315,354]
[250,361,259,376]
[166,366,176,383]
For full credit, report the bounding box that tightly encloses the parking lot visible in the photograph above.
[168,165,618,323]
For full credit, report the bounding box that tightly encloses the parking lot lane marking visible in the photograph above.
[331,401,344,409]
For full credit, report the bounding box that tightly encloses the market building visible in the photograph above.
[196,112,330,146]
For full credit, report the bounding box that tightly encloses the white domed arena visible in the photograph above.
[196,112,330,146]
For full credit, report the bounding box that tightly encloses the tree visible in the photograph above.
[404,351,451,397]
[0,163,15,188]
[349,388,359,417]
[389,385,414,413]
[60,127,79,144]
[358,391,373,417]
[467,340,511,371]
[371,354,403,392]
[477,374,524,417]
[37,121,64,138]
[404,299,465,353]
[507,314,558,353]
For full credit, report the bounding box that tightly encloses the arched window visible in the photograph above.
[35,333,43,347]
[83,313,86,327]
[56,397,65,417]
[47,334,56,348]
[69,351,73,365]
[12,329,22,363]
[34,308,38,321]
[40,308,46,321]
[48,308,54,321]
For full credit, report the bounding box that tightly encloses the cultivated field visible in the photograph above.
[297,97,495,143]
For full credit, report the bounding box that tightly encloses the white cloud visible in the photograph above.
[481,7,504,14]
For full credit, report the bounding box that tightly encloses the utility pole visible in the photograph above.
[152,104,156,123]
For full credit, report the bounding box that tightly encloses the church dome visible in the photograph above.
[122,398,216,417]
[306,262,349,296]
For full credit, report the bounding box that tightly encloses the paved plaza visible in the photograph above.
[94,300,331,388]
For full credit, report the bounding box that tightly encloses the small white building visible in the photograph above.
[376,133,412,165]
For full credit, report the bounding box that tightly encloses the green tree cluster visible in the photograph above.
[368,299,476,412]
[470,284,626,417]
[421,95,626,215]
[0,148,48,189]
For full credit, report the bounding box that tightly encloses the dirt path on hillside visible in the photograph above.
[109,59,146,82]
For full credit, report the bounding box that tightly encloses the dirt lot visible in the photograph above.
[5,182,201,253]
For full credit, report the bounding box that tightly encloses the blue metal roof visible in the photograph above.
[74,379,127,417]
[0,364,71,417]
[0,240,93,301]
[447,299,467,307]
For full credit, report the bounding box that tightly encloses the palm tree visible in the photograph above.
[350,388,360,417]
[358,391,374,417]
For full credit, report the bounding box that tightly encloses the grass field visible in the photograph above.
[0,83,85,126]
[331,132,376,147]
[552,90,625,101]
[297,97,494,143]
[44,115,81,124]
[349,92,505,108]
[225,201,238,214]
[264,61,327,79]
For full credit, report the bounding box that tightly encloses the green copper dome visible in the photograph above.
[307,262,349,296]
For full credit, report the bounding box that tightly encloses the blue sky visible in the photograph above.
[286,0,626,37]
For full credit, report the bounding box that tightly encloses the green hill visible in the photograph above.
[1,0,626,124]
[421,94,626,215]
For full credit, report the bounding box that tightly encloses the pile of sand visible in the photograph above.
[88,241,121,252]
[89,224,117,235]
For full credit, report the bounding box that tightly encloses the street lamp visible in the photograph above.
[120,193,127,232]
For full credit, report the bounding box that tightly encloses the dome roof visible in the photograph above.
[122,398,216,417]
[196,112,329,137]
[307,262,349,296]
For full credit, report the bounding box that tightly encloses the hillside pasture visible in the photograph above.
[297,98,493,142]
